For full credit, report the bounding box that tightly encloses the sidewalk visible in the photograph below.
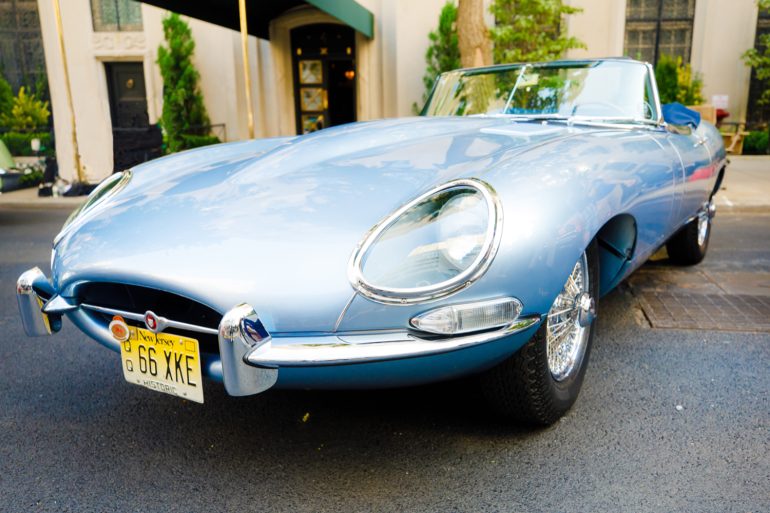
[715,156,770,213]
[0,186,82,209]
[0,155,767,212]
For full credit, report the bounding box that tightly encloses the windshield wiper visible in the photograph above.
[505,114,570,121]
[481,113,658,127]
[557,116,659,127]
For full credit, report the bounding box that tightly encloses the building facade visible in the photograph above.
[33,0,768,182]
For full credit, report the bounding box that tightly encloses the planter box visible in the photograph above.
[0,172,25,193]
[0,170,40,193]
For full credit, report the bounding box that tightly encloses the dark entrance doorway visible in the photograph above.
[290,24,356,135]
[105,62,149,128]
[105,62,161,172]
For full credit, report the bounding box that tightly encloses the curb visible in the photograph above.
[717,205,770,214]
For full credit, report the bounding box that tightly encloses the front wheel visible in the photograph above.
[481,241,599,426]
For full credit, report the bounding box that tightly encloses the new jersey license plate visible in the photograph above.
[119,326,204,403]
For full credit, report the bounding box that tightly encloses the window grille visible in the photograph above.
[91,0,143,32]
[624,0,696,65]
[0,0,47,92]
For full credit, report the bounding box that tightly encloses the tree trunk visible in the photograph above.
[457,0,492,68]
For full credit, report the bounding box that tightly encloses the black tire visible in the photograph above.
[480,240,599,426]
[666,213,710,266]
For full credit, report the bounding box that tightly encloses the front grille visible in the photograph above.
[76,282,222,353]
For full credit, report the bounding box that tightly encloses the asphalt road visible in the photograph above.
[0,207,768,513]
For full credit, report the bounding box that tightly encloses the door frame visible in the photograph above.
[270,6,378,136]
[104,61,150,129]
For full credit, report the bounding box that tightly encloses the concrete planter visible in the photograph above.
[0,172,25,193]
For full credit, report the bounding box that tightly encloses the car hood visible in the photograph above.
[54,116,576,332]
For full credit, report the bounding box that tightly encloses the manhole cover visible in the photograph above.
[637,292,770,332]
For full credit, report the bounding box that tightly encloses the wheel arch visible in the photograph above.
[593,213,637,296]
[711,163,726,199]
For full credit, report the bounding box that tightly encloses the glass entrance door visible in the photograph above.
[291,24,356,135]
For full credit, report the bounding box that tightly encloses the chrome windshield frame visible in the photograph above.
[425,58,663,129]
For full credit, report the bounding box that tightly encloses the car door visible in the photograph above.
[663,125,712,224]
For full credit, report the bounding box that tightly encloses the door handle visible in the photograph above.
[694,137,707,147]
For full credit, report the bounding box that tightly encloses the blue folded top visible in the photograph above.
[661,102,701,128]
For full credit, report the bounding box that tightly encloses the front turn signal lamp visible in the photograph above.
[410,297,523,336]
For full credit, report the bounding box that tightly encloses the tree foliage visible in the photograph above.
[655,54,704,105]
[418,2,461,112]
[743,0,770,109]
[0,86,50,132]
[157,13,210,153]
[489,0,585,64]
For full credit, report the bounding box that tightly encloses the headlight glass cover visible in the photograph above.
[349,179,503,304]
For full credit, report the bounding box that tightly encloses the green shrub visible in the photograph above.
[19,166,44,186]
[0,132,51,156]
[655,54,704,105]
[416,2,461,113]
[180,134,220,149]
[0,74,13,120]
[743,130,769,155]
[0,87,50,132]
[677,61,704,105]
[655,55,679,104]
[157,13,211,153]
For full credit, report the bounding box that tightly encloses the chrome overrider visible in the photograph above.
[16,267,58,336]
[16,268,542,396]
[218,304,278,396]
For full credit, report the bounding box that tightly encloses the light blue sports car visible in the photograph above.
[17,58,726,425]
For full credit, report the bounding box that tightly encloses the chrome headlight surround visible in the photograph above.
[53,170,132,246]
[348,178,503,305]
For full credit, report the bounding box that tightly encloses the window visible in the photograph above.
[624,0,696,65]
[0,0,47,92]
[747,6,770,125]
[91,0,142,32]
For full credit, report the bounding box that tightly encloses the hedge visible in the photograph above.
[0,132,52,156]
[180,133,220,150]
[743,130,769,155]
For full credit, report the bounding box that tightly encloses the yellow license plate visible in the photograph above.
[119,326,204,403]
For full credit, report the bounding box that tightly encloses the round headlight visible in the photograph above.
[349,178,503,304]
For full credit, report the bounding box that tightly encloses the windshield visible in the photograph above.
[423,60,658,123]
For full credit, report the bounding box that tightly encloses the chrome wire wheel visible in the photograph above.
[546,252,594,382]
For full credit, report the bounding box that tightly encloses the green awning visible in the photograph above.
[138,0,374,39]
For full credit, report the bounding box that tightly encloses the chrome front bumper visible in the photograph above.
[17,267,542,397]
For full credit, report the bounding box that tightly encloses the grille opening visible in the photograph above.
[76,282,222,353]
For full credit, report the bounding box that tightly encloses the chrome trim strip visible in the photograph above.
[332,291,358,332]
[80,303,219,335]
[245,314,542,368]
[348,178,504,305]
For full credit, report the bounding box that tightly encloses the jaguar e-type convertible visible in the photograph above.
[17,58,725,425]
